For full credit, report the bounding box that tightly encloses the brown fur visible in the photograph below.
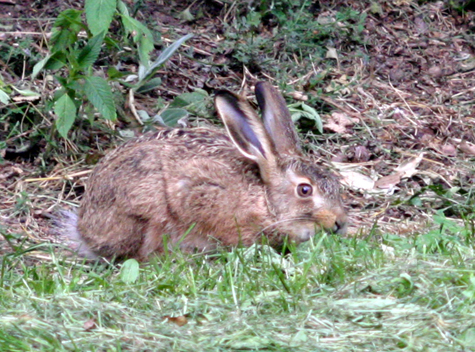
[62,82,348,261]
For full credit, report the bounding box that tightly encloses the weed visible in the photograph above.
[31,1,193,139]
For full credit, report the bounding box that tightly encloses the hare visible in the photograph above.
[60,82,348,260]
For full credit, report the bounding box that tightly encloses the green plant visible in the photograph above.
[32,0,192,138]
[141,89,211,129]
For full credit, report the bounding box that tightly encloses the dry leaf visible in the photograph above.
[441,144,456,156]
[0,165,23,180]
[289,91,308,101]
[83,318,97,331]
[323,122,346,134]
[395,153,424,178]
[331,112,358,127]
[340,171,375,190]
[323,112,357,133]
[163,315,188,326]
[459,141,475,156]
[325,47,338,60]
[374,173,401,190]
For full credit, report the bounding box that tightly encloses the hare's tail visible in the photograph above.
[54,210,98,259]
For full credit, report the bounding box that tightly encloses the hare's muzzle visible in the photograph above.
[332,218,348,235]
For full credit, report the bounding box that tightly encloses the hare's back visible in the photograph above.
[78,127,263,240]
[100,127,237,165]
[84,127,254,196]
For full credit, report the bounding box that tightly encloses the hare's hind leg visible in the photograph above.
[136,222,168,260]
[77,212,148,259]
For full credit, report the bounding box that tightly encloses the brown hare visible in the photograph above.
[60,82,348,260]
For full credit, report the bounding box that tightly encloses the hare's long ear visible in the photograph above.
[215,90,277,182]
[255,82,303,157]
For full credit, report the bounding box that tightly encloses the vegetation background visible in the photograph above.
[0,0,474,350]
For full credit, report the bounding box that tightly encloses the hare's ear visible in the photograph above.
[255,82,302,157]
[215,90,277,180]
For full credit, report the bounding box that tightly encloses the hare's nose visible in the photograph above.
[333,219,348,235]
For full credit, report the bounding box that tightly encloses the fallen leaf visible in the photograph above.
[289,90,308,101]
[323,112,357,133]
[353,146,371,162]
[395,153,424,178]
[331,112,358,127]
[83,318,97,331]
[163,315,188,326]
[323,121,346,134]
[325,47,338,60]
[0,165,23,180]
[374,173,401,190]
[440,144,456,156]
[459,141,475,156]
[340,171,375,190]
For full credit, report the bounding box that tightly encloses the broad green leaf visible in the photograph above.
[54,93,77,138]
[120,259,140,284]
[139,33,193,81]
[51,9,84,52]
[117,1,129,16]
[137,110,152,123]
[135,77,162,94]
[0,88,10,104]
[84,76,116,120]
[159,108,188,127]
[77,31,105,70]
[137,32,155,65]
[52,9,83,29]
[32,55,50,79]
[33,52,67,79]
[44,52,68,71]
[289,102,323,133]
[107,66,126,80]
[120,15,154,65]
[170,90,208,107]
[85,0,117,36]
[51,28,76,53]
[151,33,194,69]
[170,90,209,116]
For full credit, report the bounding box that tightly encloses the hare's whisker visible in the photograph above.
[254,217,313,237]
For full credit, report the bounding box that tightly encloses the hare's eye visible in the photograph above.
[297,183,313,198]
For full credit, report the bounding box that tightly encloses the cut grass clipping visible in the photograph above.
[1,215,475,351]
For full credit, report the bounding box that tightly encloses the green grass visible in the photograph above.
[2,218,475,351]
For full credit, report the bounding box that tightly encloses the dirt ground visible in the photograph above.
[0,0,474,256]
